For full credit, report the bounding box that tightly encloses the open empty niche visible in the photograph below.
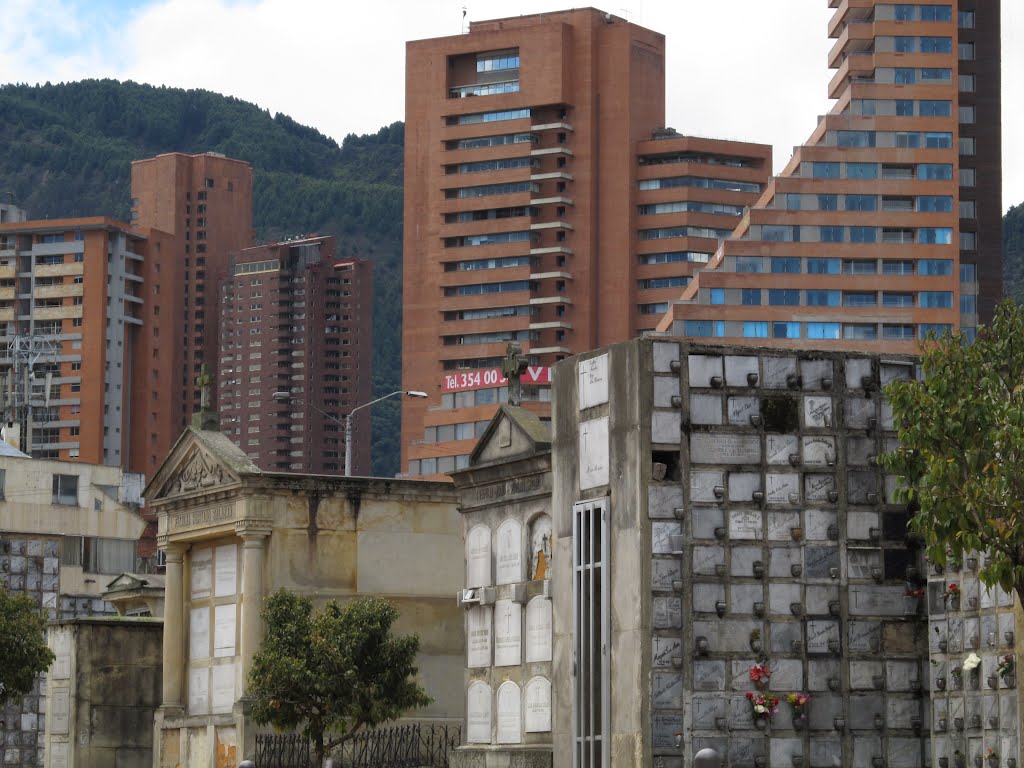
[651,450,681,482]
[760,394,799,433]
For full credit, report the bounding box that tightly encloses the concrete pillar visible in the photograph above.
[161,543,187,711]
[239,530,269,687]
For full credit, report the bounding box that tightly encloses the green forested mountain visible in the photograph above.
[1004,204,1024,304]
[0,79,405,476]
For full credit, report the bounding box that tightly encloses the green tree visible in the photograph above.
[247,589,431,767]
[880,300,1024,604]
[0,586,56,707]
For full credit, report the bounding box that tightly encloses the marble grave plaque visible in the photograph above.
[525,597,552,663]
[654,376,681,408]
[496,519,524,585]
[693,660,726,691]
[211,663,236,714]
[802,436,836,466]
[653,635,683,668]
[652,558,682,591]
[214,544,237,597]
[804,474,836,503]
[727,396,759,426]
[467,605,492,668]
[725,355,759,386]
[191,547,213,599]
[766,473,799,505]
[652,411,681,444]
[653,342,680,373]
[188,667,209,715]
[690,434,761,465]
[465,525,491,588]
[845,397,874,428]
[190,606,210,660]
[50,688,69,734]
[804,396,833,428]
[728,472,760,501]
[653,597,682,629]
[580,416,610,489]
[652,521,682,554]
[691,470,725,502]
[688,355,723,387]
[729,510,762,539]
[578,353,609,410]
[467,682,492,743]
[525,677,551,732]
[649,484,684,519]
[652,713,684,749]
[494,599,522,666]
[213,604,236,657]
[653,671,684,708]
[767,512,800,541]
[763,356,798,389]
[692,696,727,728]
[691,394,723,425]
[496,682,522,744]
[767,434,799,465]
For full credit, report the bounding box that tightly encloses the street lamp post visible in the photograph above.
[272,390,427,476]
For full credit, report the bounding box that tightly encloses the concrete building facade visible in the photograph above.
[145,419,464,768]
[402,9,770,477]
[218,236,374,474]
[0,453,146,768]
[448,338,1022,768]
[658,0,1002,349]
[0,217,177,471]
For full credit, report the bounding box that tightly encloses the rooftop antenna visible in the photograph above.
[462,6,467,33]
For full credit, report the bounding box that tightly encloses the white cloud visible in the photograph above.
[2,0,1021,206]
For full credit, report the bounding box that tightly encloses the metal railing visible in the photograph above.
[254,723,461,768]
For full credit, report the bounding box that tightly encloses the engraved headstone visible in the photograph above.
[847,548,882,580]
[849,586,908,616]
[806,620,840,654]
[652,559,682,591]
[191,547,213,599]
[213,604,236,657]
[51,688,69,734]
[653,597,683,628]
[693,661,727,691]
[766,473,799,505]
[496,681,522,744]
[729,510,762,539]
[652,521,682,554]
[767,434,799,465]
[847,471,877,505]
[653,671,684,709]
[525,597,552,663]
[494,599,522,666]
[690,434,761,465]
[466,525,491,588]
[652,713,684,749]
[190,606,210,660]
[727,397,759,426]
[845,397,874,428]
[467,682,492,743]
[525,677,551,733]
[767,512,801,541]
[214,543,237,597]
[693,546,725,575]
[694,583,727,614]
[580,416,610,489]
[848,621,881,653]
[693,696,727,728]
[802,436,836,466]
[802,359,834,389]
[804,474,837,503]
[804,546,840,578]
[846,437,875,466]
[467,606,492,668]
[653,635,684,668]
[805,509,836,540]
[188,667,209,715]
[496,519,524,585]
[764,357,798,388]
[578,354,609,410]
[649,484,684,519]
[691,470,725,503]
[804,396,833,428]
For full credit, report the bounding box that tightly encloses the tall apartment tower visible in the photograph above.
[402,9,771,476]
[658,0,1001,348]
[0,217,176,469]
[218,237,373,474]
[130,152,254,425]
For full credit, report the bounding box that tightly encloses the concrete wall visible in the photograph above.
[45,619,163,768]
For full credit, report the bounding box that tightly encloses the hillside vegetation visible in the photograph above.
[1004,203,1024,304]
[0,79,405,475]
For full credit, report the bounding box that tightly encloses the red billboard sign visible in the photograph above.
[442,366,552,392]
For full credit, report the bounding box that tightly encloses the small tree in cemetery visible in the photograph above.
[880,300,1024,605]
[248,589,431,767]
[0,586,56,707]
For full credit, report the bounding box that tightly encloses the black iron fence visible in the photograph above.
[254,723,462,768]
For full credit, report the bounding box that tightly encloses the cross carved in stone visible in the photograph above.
[502,340,529,406]
[196,364,212,411]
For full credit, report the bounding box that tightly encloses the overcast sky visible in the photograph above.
[3,0,1021,208]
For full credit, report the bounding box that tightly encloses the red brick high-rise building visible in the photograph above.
[401,9,771,476]
[131,152,254,438]
[657,0,1001,348]
[218,237,374,474]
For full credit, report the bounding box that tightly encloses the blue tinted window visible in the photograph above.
[850,227,877,243]
[895,68,916,84]
[919,164,953,180]
[960,263,977,282]
[894,37,915,53]
[820,226,845,243]
[921,68,951,80]
[735,257,762,273]
[883,325,916,340]
[786,194,802,210]
[919,259,953,276]
[768,289,800,306]
[919,228,953,245]
[807,323,841,340]
[807,258,841,274]
[920,291,953,308]
[847,163,878,180]
[772,257,801,274]
[919,323,953,338]
[773,322,800,339]
[896,132,920,148]
[844,293,877,307]
[920,37,953,53]
[960,294,977,313]
[894,5,915,21]
[918,196,953,212]
[743,321,768,338]
[741,288,762,306]
[684,320,714,337]
[883,293,914,307]
[921,6,952,22]
[845,195,877,212]
[710,288,726,305]
[812,162,840,179]
[896,100,914,116]
[837,131,875,148]
[925,132,953,148]
[844,324,878,340]
[919,100,952,117]
[818,194,837,211]
[806,290,841,307]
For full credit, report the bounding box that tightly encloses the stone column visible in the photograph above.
[239,530,270,687]
[161,543,187,711]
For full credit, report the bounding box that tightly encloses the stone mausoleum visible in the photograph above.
[144,418,465,768]
[448,337,1021,768]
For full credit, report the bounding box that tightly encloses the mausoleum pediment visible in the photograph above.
[145,426,261,504]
